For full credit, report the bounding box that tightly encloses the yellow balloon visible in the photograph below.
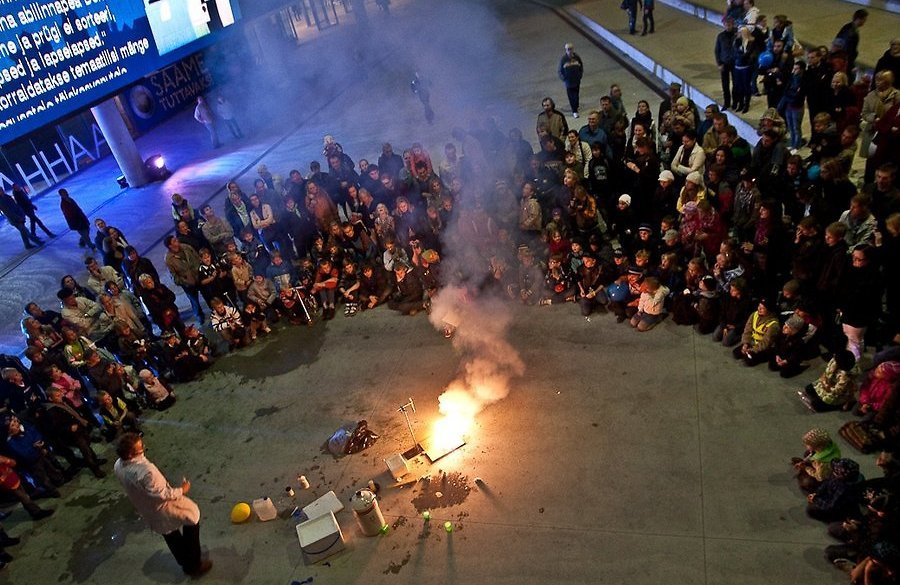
[231,502,251,524]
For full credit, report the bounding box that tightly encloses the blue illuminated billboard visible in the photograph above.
[0,0,241,145]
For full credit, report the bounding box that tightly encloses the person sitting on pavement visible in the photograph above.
[388,261,425,316]
[799,350,859,413]
[209,297,246,350]
[792,427,842,493]
[137,370,176,411]
[733,297,780,366]
[767,314,809,378]
[97,391,142,442]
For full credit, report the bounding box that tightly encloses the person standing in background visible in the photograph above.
[114,433,212,578]
[0,190,43,250]
[194,96,220,149]
[214,96,243,140]
[834,9,868,75]
[641,0,655,36]
[558,43,584,118]
[622,0,641,36]
[58,188,95,250]
[715,17,737,111]
[12,185,55,240]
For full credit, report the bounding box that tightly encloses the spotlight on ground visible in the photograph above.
[116,175,129,189]
[143,154,171,181]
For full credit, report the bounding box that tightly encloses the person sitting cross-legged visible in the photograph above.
[733,297,780,366]
[209,297,247,350]
[97,391,142,442]
[137,370,176,411]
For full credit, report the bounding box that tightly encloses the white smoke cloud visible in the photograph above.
[428,284,525,417]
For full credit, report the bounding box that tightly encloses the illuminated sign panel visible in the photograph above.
[0,0,241,145]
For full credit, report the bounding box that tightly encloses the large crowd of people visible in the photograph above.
[0,0,898,578]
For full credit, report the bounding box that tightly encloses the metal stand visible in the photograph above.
[397,398,422,458]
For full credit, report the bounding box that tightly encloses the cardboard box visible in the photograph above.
[296,511,345,564]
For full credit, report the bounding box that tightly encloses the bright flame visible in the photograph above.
[431,384,481,452]
[427,286,525,454]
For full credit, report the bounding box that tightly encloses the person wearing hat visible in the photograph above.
[767,314,809,377]
[610,194,636,249]
[675,171,709,213]
[659,227,683,260]
[733,297,780,365]
[115,433,211,578]
[558,43,584,118]
[792,428,842,493]
[632,223,658,258]
[650,170,678,223]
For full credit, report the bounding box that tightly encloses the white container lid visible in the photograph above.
[296,511,341,546]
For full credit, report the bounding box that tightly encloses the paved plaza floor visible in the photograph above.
[1,0,896,583]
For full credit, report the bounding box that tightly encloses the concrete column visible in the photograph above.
[90,97,148,188]
[244,18,291,84]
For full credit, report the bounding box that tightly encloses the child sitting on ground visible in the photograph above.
[541,254,575,306]
[241,301,271,341]
[792,427,842,493]
[694,275,720,334]
[856,361,900,417]
[799,350,858,412]
[768,314,809,378]
[630,277,669,331]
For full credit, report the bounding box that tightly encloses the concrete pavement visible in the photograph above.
[0,1,884,584]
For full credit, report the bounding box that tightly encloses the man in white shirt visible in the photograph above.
[114,434,211,578]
